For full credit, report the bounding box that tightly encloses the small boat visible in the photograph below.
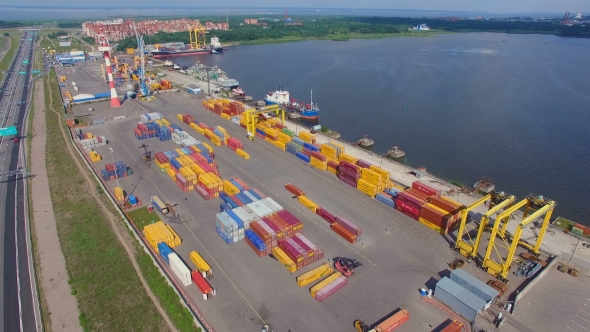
[173,64,180,70]
[232,87,245,95]
[386,146,405,158]
[163,60,173,67]
[178,69,187,74]
[211,50,220,54]
[354,135,374,147]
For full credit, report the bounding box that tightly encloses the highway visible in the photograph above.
[0,30,41,332]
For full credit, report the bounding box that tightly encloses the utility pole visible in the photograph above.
[570,236,580,261]
[206,66,211,98]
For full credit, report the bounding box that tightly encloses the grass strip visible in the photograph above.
[128,207,202,332]
[0,35,21,81]
[43,69,169,331]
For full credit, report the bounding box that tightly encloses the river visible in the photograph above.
[172,32,590,225]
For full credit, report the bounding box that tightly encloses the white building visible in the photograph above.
[413,24,431,31]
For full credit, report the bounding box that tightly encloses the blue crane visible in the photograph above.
[132,24,150,97]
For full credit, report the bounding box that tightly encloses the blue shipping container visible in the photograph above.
[376,193,395,208]
[226,210,244,229]
[245,229,266,251]
[220,194,237,209]
[243,191,258,203]
[385,188,400,197]
[216,226,234,244]
[303,142,319,152]
[293,137,305,146]
[220,202,231,212]
[296,152,310,163]
[236,192,252,205]
[170,158,181,171]
[157,242,174,264]
[255,128,266,137]
[170,123,182,131]
[229,179,244,192]
[246,189,262,201]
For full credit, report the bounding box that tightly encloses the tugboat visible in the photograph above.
[163,60,173,67]
[265,86,320,120]
[173,64,181,70]
[210,36,223,54]
[386,146,405,158]
[353,135,374,147]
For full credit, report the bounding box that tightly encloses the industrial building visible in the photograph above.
[82,18,229,42]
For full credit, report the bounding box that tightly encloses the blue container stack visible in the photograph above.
[293,137,305,146]
[385,188,400,197]
[303,142,319,152]
[170,123,182,131]
[229,179,244,191]
[226,210,245,229]
[145,122,158,138]
[376,192,396,208]
[296,152,310,163]
[255,128,266,138]
[246,189,263,201]
[170,158,182,171]
[180,147,192,155]
[115,161,127,178]
[157,242,174,264]
[213,128,226,140]
[286,142,302,156]
[157,125,171,141]
[100,169,108,181]
[220,193,236,208]
[220,202,231,212]
[245,229,267,252]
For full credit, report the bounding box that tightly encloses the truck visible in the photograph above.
[150,195,169,214]
[354,309,410,332]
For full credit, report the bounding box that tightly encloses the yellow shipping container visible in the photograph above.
[216,126,227,134]
[310,272,342,298]
[154,222,175,247]
[190,251,212,273]
[211,136,222,146]
[194,126,204,135]
[189,122,200,130]
[310,157,328,171]
[236,148,250,160]
[369,165,391,182]
[176,114,184,120]
[327,166,338,175]
[166,224,182,247]
[180,167,197,184]
[329,141,345,153]
[114,187,124,201]
[418,217,443,233]
[273,141,286,150]
[166,168,177,179]
[264,128,278,137]
[339,153,358,165]
[220,113,231,120]
[161,118,170,125]
[199,173,215,189]
[202,142,214,154]
[190,164,205,176]
[357,178,378,195]
[277,132,293,144]
[298,195,318,213]
[296,264,333,287]
[298,131,315,143]
[272,247,297,273]
[223,180,240,196]
[175,148,185,156]
[360,168,382,186]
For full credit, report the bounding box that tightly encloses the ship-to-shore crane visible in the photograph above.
[132,24,151,99]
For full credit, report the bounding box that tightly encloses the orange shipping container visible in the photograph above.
[330,223,357,244]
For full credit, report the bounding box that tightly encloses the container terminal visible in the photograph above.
[49,37,590,332]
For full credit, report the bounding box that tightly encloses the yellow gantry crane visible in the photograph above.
[189,21,208,49]
[245,104,286,141]
[481,194,556,283]
[455,191,516,260]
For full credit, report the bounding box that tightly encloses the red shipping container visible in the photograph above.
[316,207,337,224]
[315,276,347,302]
[257,219,277,242]
[278,239,304,263]
[229,195,244,207]
[227,137,243,151]
[137,123,148,132]
[407,188,431,201]
[330,223,358,244]
[250,222,271,242]
[310,151,326,161]
[285,183,305,196]
[191,270,214,295]
[339,167,361,180]
[232,178,250,191]
[246,236,267,257]
[270,215,293,238]
[327,160,339,169]
[263,217,284,240]
[195,184,211,200]
[134,128,143,137]
[275,123,285,129]
[336,216,362,236]
[338,174,357,187]
[395,200,420,220]
[200,162,215,173]
[412,181,442,197]
[291,235,314,258]
[397,191,426,209]
[428,196,463,214]
[183,114,195,124]
[198,123,208,129]
[105,163,115,171]
[154,152,169,163]
[339,161,361,173]
[277,210,303,231]
[301,149,311,157]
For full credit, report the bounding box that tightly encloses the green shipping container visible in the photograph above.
[282,128,294,137]
[571,227,583,235]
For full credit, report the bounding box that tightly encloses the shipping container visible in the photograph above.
[310,272,342,298]
[316,207,337,224]
[298,195,319,212]
[169,253,192,287]
[191,270,215,299]
[412,180,442,197]
[420,203,453,230]
[285,183,305,196]
[373,309,411,332]
[315,275,347,302]
[157,242,174,264]
[397,191,426,209]
[296,263,333,287]
[272,247,297,273]
[376,192,396,208]
[190,251,213,278]
[330,223,358,244]
[407,188,431,201]
[395,200,420,220]
[336,216,362,236]
[440,320,463,332]
[150,195,168,214]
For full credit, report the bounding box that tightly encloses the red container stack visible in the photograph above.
[154,152,169,164]
[412,181,442,197]
[310,151,326,161]
[285,183,305,196]
[175,173,191,192]
[316,207,337,224]
[277,210,304,232]
[395,200,420,220]
[335,216,362,236]
[420,204,452,230]
[407,188,431,201]
[213,104,223,115]
[182,114,195,124]
[195,184,211,200]
[330,223,358,244]
[232,177,250,190]
[397,191,427,209]
[227,137,243,151]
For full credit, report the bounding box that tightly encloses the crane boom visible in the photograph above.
[132,24,149,97]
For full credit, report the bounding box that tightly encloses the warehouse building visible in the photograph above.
[435,277,486,322]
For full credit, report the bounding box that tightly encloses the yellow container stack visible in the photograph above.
[176,114,184,120]
[298,195,319,213]
[277,132,293,144]
[202,142,214,154]
[320,144,338,160]
[161,118,170,126]
[179,166,198,185]
[236,148,250,160]
[223,180,240,195]
[155,158,169,170]
[272,247,297,273]
[190,163,205,176]
[166,168,177,179]
[310,156,328,170]
[89,151,101,162]
[220,113,231,120]
[357,178,378,197]
[298,131,316,144]
[114,187,125,202]
[175,148,185,156]
[369,165,392,189]
[310,272,342,298]
[143,221,182,252]
[296,263,333,287]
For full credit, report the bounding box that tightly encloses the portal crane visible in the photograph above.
[189,21,208,49]
[244,104,286,141]
[481,194,556,283]
[132,24,150,98]
[455,190,515,260]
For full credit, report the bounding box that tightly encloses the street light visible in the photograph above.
[109,147,120,187]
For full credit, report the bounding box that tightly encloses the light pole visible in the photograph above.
[570,236,581,261]
[109,147,120,187]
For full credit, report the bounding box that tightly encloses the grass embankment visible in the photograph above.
[128,207,201,332]
[0,35,21,81]
[43,69,169,331]
[553,217,589,239]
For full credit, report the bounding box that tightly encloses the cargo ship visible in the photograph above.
[150,37,224,58]
[265,88,320,120]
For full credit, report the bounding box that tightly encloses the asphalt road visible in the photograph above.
[0,30,41,332]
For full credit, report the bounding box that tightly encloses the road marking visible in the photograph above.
[567,326,579,332]
[14,167,24,332]
[581,309,590,316]
[576,314,590,325]
[572,320,590,331]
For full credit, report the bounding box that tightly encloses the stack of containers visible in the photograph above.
[182,114,195,125]
[79,136,107,152]
[281,127,295,137]
[286,141,303,156]
[227,137,243,152]
[320,143,339,161]
[338,161,361,187]
[298,131,316,144]
[156,124,172,141]
[140,112,163,123]
[335,216,362,236]
[309,272,343,300]
[115,161,130,178]
[413,180,443,197]
[143,221,182,252]
[276,131,293,145]
[169,253,192,287]
[310,151,328,170]
[196,172,223,200]
[245,229,269,257]
[214,126,229,145]
[313,274,348,302]
[419,203,453,234]
[395,190,426,220]
[327,160,339,174]
[370,165,393,190]
[375,192,395,208]
[357,168,382,197]
[338,152,358,165]
[331,222,358,244]
[296,263,333,287]
[89,151,101,162]
[216,211,242,244]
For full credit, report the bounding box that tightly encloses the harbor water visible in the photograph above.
[173,32,590,225]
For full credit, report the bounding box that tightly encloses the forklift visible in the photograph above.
[333,257,362,277]
[139,144,152,162]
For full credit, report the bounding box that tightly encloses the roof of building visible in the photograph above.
[436,277,486,311]
[451,268,499,299]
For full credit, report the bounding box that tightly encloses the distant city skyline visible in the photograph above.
[1,1,589,14]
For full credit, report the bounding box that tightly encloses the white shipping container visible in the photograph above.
[241,205,260,220]
[181,139,193,146]
[180,131,189,139]
[168,253,192,286]
[140,114,150,123]
[260,198,279,214]
[248,201,273,218]
[148,112,161,120]
[217,212,238,232]
[243,191,258,203]
[232,207,253,222]
[264,197,283,211]
[172,133,182,144]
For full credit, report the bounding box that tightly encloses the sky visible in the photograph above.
[1,0,588,14]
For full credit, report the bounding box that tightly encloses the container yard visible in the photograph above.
[55,53,588,332]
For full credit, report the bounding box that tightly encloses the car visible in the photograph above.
[14,137,19,143]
